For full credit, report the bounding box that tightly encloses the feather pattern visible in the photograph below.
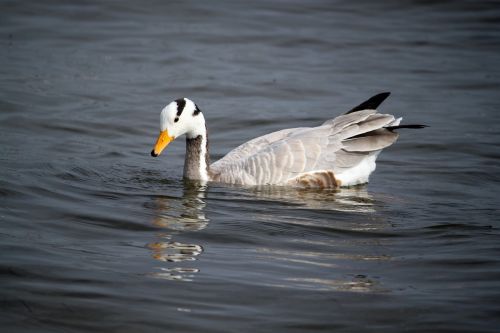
[210,110,402,187]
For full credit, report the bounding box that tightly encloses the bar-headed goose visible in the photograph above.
[151,93,425,187]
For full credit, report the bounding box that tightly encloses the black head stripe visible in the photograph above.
[175,98,186,117]
[193,104,201,116]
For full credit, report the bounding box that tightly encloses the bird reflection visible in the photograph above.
[250,185,376,213]
[284,274,388,293]
[149,180,208,281]
[152,181,209,231]
[249,185,393,293]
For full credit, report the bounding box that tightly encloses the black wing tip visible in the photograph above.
[377,91,391,99]
[385,124,428,131]
[346,92,392,114]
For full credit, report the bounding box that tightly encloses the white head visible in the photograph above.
[151,98,206,157]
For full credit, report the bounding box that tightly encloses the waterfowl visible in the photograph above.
[151,93,425,187]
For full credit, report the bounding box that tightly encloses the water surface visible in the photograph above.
[1,0,500,332]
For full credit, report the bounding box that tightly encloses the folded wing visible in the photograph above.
[210,108,400,186]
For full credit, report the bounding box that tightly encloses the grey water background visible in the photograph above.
[1,0,500,332]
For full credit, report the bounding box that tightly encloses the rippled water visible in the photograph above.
[2,0,500,332]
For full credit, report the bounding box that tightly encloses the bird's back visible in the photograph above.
[209,108,401,187]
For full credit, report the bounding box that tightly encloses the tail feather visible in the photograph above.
[346,92,391,114]
[385,124,428,131]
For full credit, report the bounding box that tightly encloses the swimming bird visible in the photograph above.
[150,93,425,187]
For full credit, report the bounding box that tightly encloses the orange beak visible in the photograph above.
[151,130,175,157]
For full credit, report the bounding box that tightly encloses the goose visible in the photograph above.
[150,93,425,187]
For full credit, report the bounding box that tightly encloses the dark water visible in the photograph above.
[1,0,500,332]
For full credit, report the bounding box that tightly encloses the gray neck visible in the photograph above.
[183,134,210,181]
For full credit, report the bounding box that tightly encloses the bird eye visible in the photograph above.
[174,117,179,123]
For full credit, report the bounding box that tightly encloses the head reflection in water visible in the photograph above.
[148,181,209,281]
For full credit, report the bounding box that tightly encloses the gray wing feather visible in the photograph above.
[211,109,400,185]
[339,113,395,139]
[210,127,304,171]
[342,129,399,152]
[322,109,376,128]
